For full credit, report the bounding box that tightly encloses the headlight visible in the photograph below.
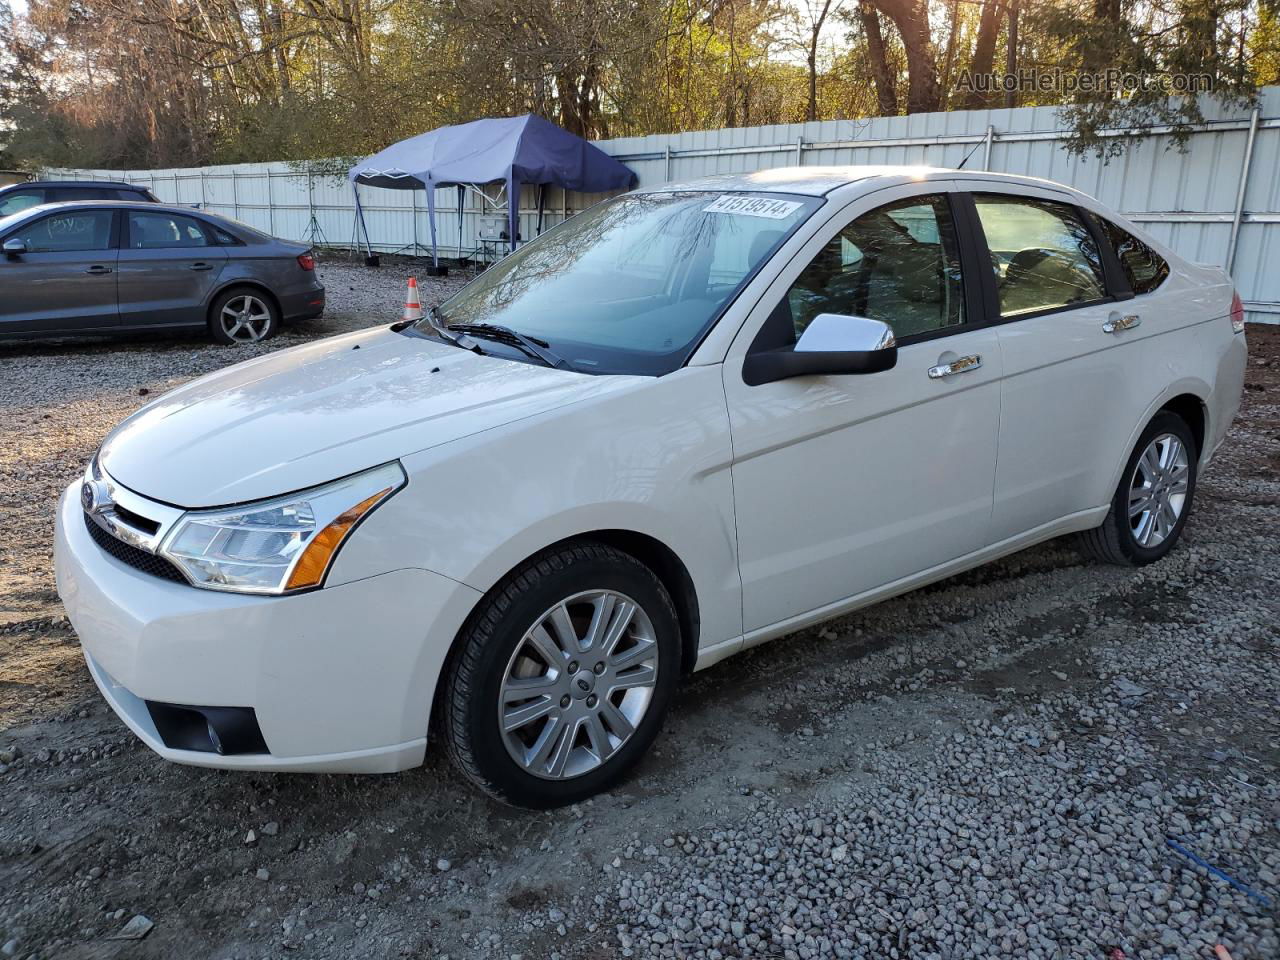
[160,462,406,595]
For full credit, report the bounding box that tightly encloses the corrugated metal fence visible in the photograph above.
[52,86,1280,323]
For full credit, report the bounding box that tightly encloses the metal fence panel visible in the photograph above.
[50,86,1280,322]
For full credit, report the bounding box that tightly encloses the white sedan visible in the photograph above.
[54,166,1247,807]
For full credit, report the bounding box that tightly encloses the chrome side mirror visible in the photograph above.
[795,313,896,353]
[743,313,898,386]
[2,238,26,258]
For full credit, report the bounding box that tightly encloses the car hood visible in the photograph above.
[100,326,639,507]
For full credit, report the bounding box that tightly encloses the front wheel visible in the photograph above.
[440,543,681,808]
[1077,411,1197,565]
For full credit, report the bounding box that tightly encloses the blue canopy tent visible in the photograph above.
[348,114,636,269]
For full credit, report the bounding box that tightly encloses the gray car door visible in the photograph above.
[0,208,120,334]
[117,210,228,328]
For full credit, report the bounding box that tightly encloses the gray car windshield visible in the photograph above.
[420,191,820,376]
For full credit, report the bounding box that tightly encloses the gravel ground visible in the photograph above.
[0,264,1277,959]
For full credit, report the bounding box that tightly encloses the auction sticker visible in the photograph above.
[703,195,804,219]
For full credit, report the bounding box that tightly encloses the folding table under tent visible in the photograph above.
[348,114,637,270]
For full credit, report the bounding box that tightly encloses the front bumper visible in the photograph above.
[54,482,479,773]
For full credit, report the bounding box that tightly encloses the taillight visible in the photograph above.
[1230,291,1245,334]
[297,252,316,271]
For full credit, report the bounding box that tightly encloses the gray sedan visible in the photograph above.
[0,201,325,344]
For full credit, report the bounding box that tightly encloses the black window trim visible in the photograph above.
[961,190,1120,328]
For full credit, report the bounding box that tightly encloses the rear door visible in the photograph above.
[961,186,1136,541]
[0,208,120,334]
[117,210,228,328]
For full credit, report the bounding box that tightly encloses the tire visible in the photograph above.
[441,542,681,808]
[1077,411,1197,566]
[208,287,280,345]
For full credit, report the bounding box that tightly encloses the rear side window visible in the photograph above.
[0,189,45,216]
[1097,217,1169,294]
[973,194,1106,317]
[128,211,212,248]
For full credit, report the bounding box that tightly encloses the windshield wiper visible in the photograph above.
[403,306,484,354]
[447,322,572,370]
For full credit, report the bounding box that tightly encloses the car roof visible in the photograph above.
[641,165,1079,199]
[0,180,151,193]
[13,199,203,216]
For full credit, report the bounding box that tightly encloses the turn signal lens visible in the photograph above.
[1230,291,1245,334]
[160,462,406,594]
[284,488,393,591]
[297,252,316,271]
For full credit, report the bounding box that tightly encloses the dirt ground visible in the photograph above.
[0,268,1276,959]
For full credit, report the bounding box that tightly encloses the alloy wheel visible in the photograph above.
[498,589,659,780]
[219,295,272,343]
[1128,432,1190,548]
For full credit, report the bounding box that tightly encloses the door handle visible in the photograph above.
[189,262,214,271]
[85,265,113,275]
[1103,313,1140,334]
[928,354,982,379]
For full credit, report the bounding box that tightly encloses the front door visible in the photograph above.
[724,186,1003,634]
[117,210,228,328]
[0,208,119,334]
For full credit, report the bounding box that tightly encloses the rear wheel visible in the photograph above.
[441,542,680,808]
[1077,411,1197,565]
[208,288,279,345]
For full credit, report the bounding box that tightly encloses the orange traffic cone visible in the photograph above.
[403,277,424,323]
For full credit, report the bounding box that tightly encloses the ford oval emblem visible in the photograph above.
[81,480,110,514]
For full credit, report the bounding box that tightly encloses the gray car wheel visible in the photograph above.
[209,288,279,345]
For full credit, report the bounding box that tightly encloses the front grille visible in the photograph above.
[84,513,188,584]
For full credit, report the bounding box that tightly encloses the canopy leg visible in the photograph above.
[457,185,465,264]
[537,184,546,237]
[426,186,446,276]
[507,173,519,255]
[352,182,378,267]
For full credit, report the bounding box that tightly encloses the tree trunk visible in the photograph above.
[806,0,834,122]
[963,0,1005,109]
[859,2,897,115]
[876,0,940,113]
[1004,0,1018,109]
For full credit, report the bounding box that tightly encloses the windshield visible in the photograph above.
[420,191,821,375]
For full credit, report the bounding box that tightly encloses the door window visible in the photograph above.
[1096,217,1169,294]
[0,189,45,217]
[127,211,212,249]
[11,211,114,252]
[973,195,1106,316]
[782,194,965,342]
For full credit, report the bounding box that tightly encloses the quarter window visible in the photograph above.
[12,211,114,252]
[973,195,1106,317]
[783,194,965,341]
[128,211,212,249]
[0,189,45,217]
[1097,217,1169,294]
